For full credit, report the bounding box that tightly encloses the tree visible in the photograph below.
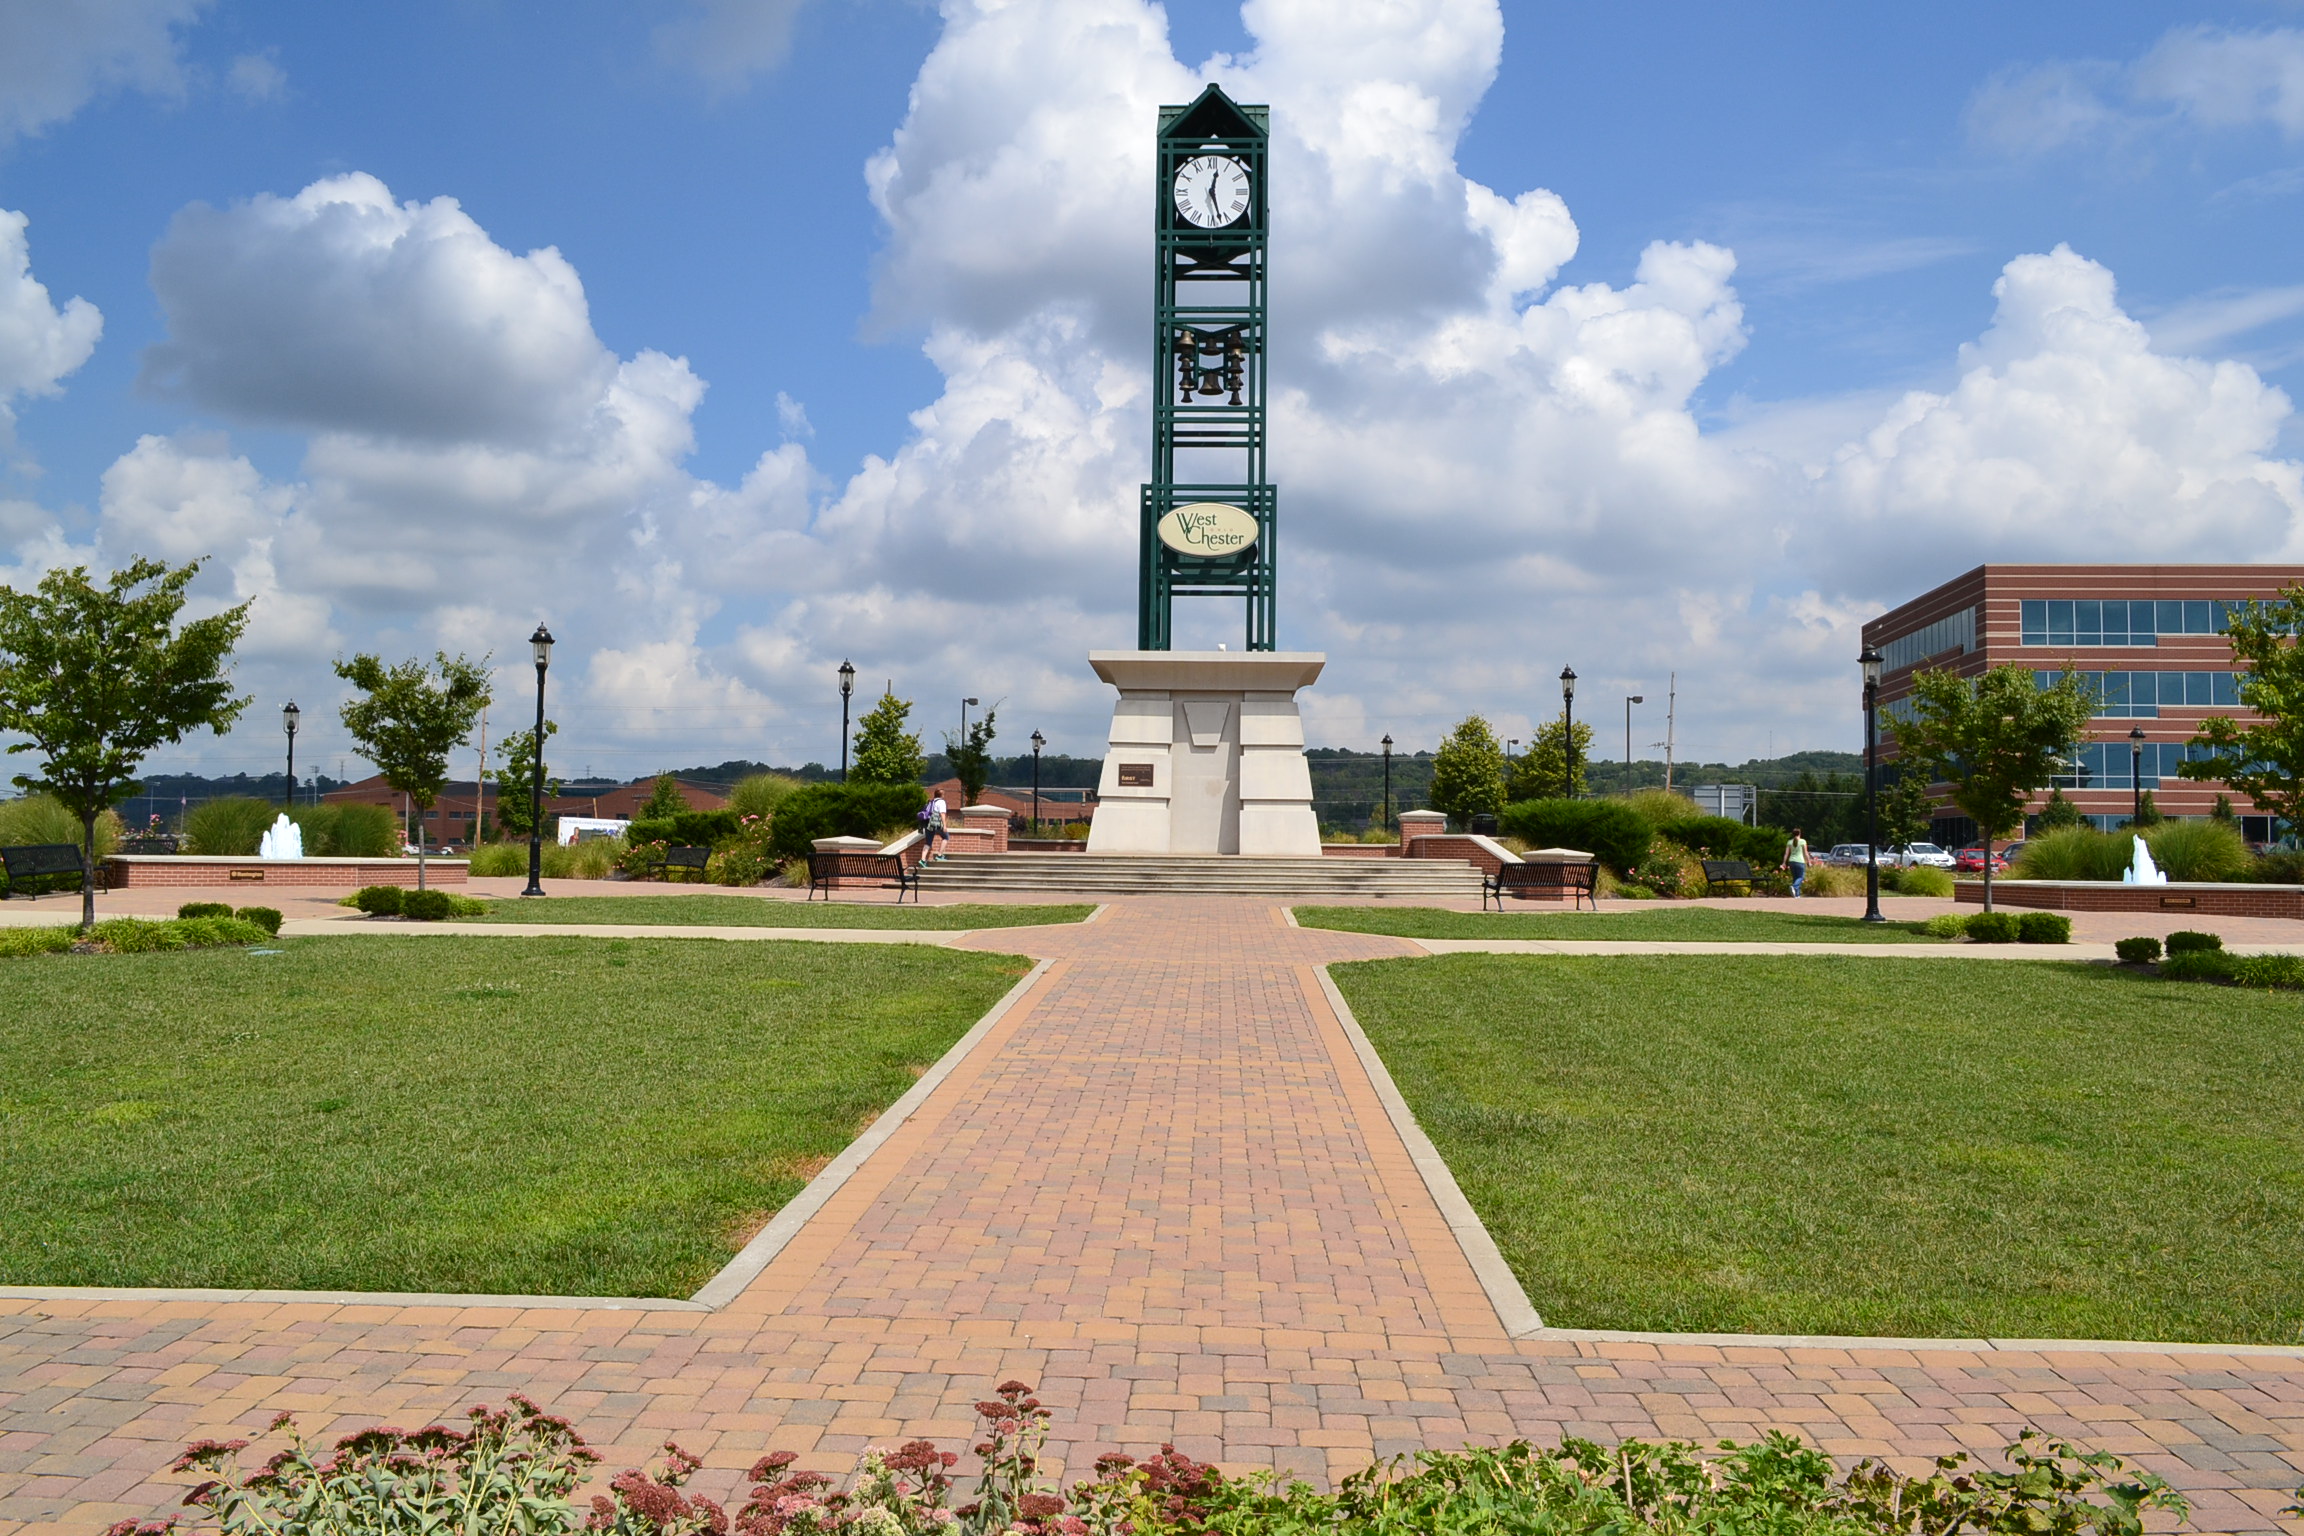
[2036,786,2085,832]
[335,652,492,890]
[491,722,560,839]
[1429,715,1507,827]
[2211,793,2238,827]
[0,558,250,930]
[2179,583,2304,829]
[2127,788,2162,829]
[1508,715,1593,801]
[639,772,689,819]
[1889,661,2098,912]
[1880,772,1934,851]
[851,691,926,786]
[944,707,998,806]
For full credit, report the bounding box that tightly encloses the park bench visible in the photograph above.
[2,842,87,898]
[1701,858,1755,896]
[1484,858,1597,911]
[807,846,920,903]
[635,844,712,882]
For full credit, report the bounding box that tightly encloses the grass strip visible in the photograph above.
[1298,904,1941,943]
[0,936,1028,1296]
[1334,953,2304,1343]
[452,895,1092,930]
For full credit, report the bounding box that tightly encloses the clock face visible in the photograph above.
[1172,154,1250,229]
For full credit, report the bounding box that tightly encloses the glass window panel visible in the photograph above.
[2215,671,2240,706]
[2049,600,2074,640]
[2103,672,2129,708]
[2101,604,2128,643]
[2131,600,2157,638]
[2022,600,2046,644]
[2185,600,2211,633]
[2164,671,2188,705]
[2076,600,2101,642]
[2186,672,2212,705]
[2157,600,2183,633]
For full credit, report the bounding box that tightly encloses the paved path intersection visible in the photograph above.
[3,898,2300,1533]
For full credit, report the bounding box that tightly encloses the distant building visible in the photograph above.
[1863,564,2304,844]
[324,774,730,843]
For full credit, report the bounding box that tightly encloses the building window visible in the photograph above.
[2032,669,2242,717]
[2019,598,2248,646]
[1879,606,1976,673]
[2051,739,2214,790]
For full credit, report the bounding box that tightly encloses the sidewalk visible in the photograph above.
[2,898,2299,1533]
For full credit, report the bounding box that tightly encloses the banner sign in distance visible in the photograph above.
[1156,502,1259,557]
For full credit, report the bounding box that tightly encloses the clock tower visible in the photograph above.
[1084,84,1324,858]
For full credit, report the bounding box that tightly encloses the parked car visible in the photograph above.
[1998,840,2026,868]
[1887,841,1957,869]
[1823,843,1877,866]
[1953,845,2008,873]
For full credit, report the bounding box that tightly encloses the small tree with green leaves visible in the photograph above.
[2211,793,2238,827]
[851,690,926,786]
[1890,662,2098,911]
[945,707,998,806]
[2128,788,2162,829]
[2036,786,2085,832]
[1509,715,1593,801]
[2180,583,2304,829]
[639,772,689,819]
[491,722,559,839]
[336,652,492,890]
[0,558,250,929]
[1429,715,1508,828]
[1879,771,1935,853]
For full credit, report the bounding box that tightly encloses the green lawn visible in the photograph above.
[1297,905,1941,943]
[454,895,1094,929]
[0,937,1028,1296]
[1335,954,2304,1344]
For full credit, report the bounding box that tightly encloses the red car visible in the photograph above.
[1953,845,2009,872]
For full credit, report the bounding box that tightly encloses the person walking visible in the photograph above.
[925,788,951,860]
[1782,826,1809,897]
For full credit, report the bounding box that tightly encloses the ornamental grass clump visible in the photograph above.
[2144,819,2252,883]
[2012,827,2128,882]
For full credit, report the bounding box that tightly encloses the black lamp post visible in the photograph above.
[1030,729,1045,832]
[1624,695,1643,787]
[523,624,553,898]
[1559,667,1578,797]
[281,701,300,808]
[2129,726,2146,826]
[1380,734,1393,832]
[838,659,856,779]
[1861,645,1884,923]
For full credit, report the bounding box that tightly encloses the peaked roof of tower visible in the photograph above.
[1161,83,1267,139]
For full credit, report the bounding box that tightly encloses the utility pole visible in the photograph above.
[1663,673,1677,793]
[473,704,488,847]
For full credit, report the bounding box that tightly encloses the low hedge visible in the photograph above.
[1497,798,1649,874]
[768,782,928,861]
[625,809,742,848]
[0,916,275,958]
[2114,936,2162,964]
[1653,814,1788,867]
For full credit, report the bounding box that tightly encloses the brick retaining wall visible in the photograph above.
[104,856,467,888]
[1956,879,2304,918]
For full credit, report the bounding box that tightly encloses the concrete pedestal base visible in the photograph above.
[1084,650,1324,857]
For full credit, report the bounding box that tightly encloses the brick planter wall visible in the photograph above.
[1955,879,2304,918]
[104,855,468,888]
[1320,843,1399,858]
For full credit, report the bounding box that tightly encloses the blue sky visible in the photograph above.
[2,0,2302,783]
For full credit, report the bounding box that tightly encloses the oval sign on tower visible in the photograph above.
[1156,501,1259,557]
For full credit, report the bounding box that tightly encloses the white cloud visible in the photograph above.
[653,0,812,93]
[0,0,207,144]
[1968,25,2304,154]
[226,50,285,103]
[0,209,103,428]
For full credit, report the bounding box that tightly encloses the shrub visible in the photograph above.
[1631,844,1690,898]
[1653,814,1787,867]
[1617,884,1656,899]
[2231,953,2304,989]
[94,916,269,952]
[289,801,400,857]
[2011,826,2128,882]
[2114,936,2162,964]
[1964,910,2019,943]
[625,809,741,849]
[401,889,455,921]
[1496,798,1650,873]
[1799,864,1862,898]
[2144,819,2252,883]
[177,901,232,920]
[2161,949,2237,982]
[0,793,121,859]
[1886,865,1954,898]
[768,782,928,860]
[1616,787,1701,825]
[182,795,279,856]
[0,925,76,958]
[235,905,283,935]
[2016,910,2071,944]
[466,841,526,876]
[707,813,777,886]
[2166,929,2223,954]
[2252,847,2304,884]
[352,884,404,915]
[1920,913,1970,939]
[728,772,803,822]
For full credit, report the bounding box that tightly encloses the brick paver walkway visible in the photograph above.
[4,897,2300,1533]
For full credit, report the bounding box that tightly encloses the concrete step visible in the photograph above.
[914,852,1483,898]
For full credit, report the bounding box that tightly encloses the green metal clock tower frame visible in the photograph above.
[1141,85,1274,651]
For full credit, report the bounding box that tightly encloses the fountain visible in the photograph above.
[2121,834,2168,886]
[257,813,305,861]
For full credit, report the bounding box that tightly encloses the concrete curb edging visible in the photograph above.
[1314,965,1545,1338]
[0,958,1058,1316]
[691,957,1055,1306]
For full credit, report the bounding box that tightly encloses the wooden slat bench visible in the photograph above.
[2,842,86,898]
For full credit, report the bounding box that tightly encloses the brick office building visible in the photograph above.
[1863,564,2304,844]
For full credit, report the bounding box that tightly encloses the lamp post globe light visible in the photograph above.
[281,700,300,809]
[1030,729,1045,833]
[1860,645,1884,924]
[1380,733,1393,832]
[838,659,856,781]
[2129,726,2146,826]
[523,624,553,898]
[1624,695,1642,786]
[1558,666,1577,798]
